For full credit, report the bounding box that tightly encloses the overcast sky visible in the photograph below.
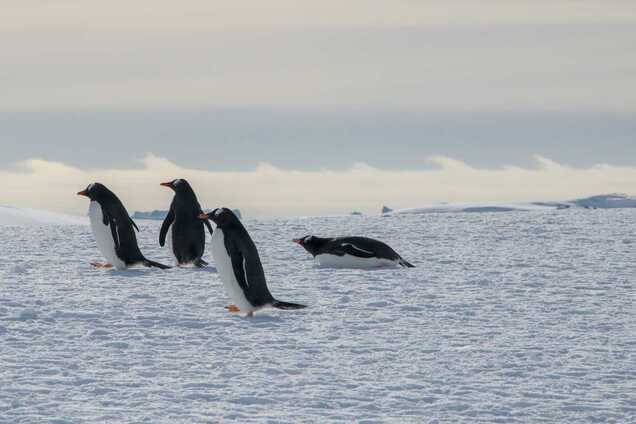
[1,1,635,216]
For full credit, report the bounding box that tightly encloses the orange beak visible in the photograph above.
[77,190,88,197]
[198,213,210,220]
[160,181,172,187]
[292,238,303,244]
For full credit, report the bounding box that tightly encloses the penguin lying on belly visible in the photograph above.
[77,183,170,270]
[293,235,415,269]
[159,178,213,267]
[199,208,306,317]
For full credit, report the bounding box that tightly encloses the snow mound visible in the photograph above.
[570,193,636,209]
[383,202,552,215]
[383,194,636,215]
[0,206,87,226]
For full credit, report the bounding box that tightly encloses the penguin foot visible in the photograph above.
[225,305,241,312]
[90,262,113,268]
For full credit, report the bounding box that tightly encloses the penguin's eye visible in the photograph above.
[87,183,95,192]
[305,236,313,242]
[214,208,224,217]
[174,179,182,186]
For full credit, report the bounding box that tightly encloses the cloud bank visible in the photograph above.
[1,154,635,218]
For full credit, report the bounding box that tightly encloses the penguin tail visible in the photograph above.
[143,259,171,269]
[399,258,415,268]
[271,300,307,310]
[194,258,208,268]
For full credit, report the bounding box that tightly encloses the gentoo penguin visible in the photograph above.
[293,235,415,269]
[77,183,170,270]
[199,208,306,317]
[159,179,213,267]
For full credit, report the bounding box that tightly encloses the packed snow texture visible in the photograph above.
[1,210,635,423]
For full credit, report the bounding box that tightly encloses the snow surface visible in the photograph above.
[1,209,635,422]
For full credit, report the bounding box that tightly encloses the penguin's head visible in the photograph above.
[198,207,239,226]
[77,183,109,201]
[292,235,320,254]
[160,178,190,192]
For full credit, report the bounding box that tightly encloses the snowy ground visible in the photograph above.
[1,209,635,423]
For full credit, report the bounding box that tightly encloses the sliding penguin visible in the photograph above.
[77,183,170,270]
[293,235,415,269]
[199,208,306,317]
[159,179,213,267]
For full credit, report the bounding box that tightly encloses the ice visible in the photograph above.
[0,209,635,422]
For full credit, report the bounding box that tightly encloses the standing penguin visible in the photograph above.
[293,235,415,269]
[77,183,170,270]
[159,179,213,267]
[199,208,306,317]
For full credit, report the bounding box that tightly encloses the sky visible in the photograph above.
[1,1,635,217]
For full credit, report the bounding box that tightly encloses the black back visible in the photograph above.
[211,208,275,307]
[296,235,403,261]
[159,179,213,264]
[83,183,145,265]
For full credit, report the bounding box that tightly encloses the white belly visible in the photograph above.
[315,253,398,269]
[210,227,254,312]
[164,224,178,264]
[88,201,127,270]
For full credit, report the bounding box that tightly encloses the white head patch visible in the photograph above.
[87,183,96,191]
[214,208,225,217]
[304,236,314,243]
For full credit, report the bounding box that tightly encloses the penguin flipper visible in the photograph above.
[230,250,250,293]
[337,243,376,258]
[129,217,140,232]
[159,206,175,247]
[108,217,120,250]
[202,216,214,237]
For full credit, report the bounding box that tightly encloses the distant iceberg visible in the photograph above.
[133,208,243,220]
[381,194,636,215]
[381,203,551,215]
[132,210,168,220]
[562,193,636,209]
[0,205,87,226]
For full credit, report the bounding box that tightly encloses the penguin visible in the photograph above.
[199,208,306,317]
[77,183,170,270]
[292,235,415,269]
[159,179,213,267]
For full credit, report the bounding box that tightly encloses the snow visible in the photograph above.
[1,209,635,422]
[0,206,86,226]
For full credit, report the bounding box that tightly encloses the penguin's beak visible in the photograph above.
[160,182,172,188]
[198,212,210,220]
[77,190,88,197]
[292,238,303,245]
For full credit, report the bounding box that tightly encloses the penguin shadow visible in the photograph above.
[232,313,285,327]
[107,268,157,277]
[173,264,218,274]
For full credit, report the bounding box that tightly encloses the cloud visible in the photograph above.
[1,154,635,218]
